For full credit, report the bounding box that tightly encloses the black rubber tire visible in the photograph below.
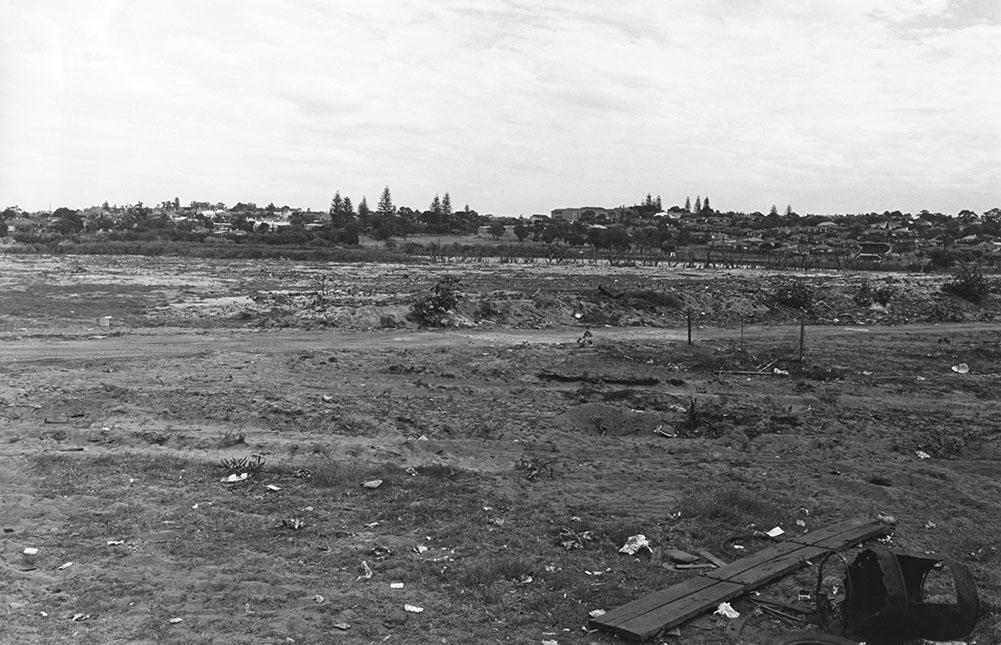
[771,631,859,645]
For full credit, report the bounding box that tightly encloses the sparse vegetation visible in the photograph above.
[409,274,461,326]
[942,264,994,303]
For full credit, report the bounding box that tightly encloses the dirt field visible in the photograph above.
[1,254,999,644]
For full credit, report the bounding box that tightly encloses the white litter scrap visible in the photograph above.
[390,582,405,589]
[266,484,282,491]
[355,560,374,581]
[951,363,970,374]
[714,602,740,619]
[168,617,183,624]
[915,450,932,459]
[588,609,606,618]
[107,540,125,546]
[619,534,652,555]
[404,604,424,613]
[22,547,39,556]
[765,526,785,538]
[362,479,383,489]
[57,562,73,570]
[221,472,249,483]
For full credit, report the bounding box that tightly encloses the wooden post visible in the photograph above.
[687,309,693,345]
[740,316,744,348]
[798,311,806,362]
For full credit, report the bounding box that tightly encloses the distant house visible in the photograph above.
[530,214,550,223]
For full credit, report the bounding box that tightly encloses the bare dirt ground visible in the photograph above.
[1,254,999,644]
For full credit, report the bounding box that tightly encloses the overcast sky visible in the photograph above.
[1,0,999,215]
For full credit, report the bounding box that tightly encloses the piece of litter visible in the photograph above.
[106,540,124,546]
[312,594,325,603]
[795,520,807,528]
[57,562,73,570]
[321,395,334,402]
[588,609,606,618]
[916,376,926,381]
[925,520,937,529]
[356,560,373,581]
[666,548,699,564]
[221,472,249,483]
[765,526,785,538]
[732,544,745,550]
[619,534,652,555]
[951,363,970,374]
[714,602,740,619]
[773,368,790,375]
[916,450,931,459]
[362,479,383,489]
[413,544,429,554]
[333,622,350,631]
[168,617,183,624]
[266,484,282,491]
[542,640,559,645]
[39,611,47,617]
[23,547,38,556]
[390,582,405,589]
[71,613,90,622]
[404,604,424,613]
[798,591,812,601]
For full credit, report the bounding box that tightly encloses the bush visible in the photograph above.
[409,275,461,326]
[942,265,993,304]
[772,280,813,310]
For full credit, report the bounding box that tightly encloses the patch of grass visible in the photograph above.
[679,485,784,530]
[458,557,535,587]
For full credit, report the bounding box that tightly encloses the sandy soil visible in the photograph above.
[0,254,998,644]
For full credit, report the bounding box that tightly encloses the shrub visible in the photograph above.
[409,275,461,326]
[772,280,813,310]
[942,265,993,304]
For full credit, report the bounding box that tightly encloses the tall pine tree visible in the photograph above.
[695,196,702,214]
[377,186,395,215]
[685,196,691,212]
[702,195,710,214]
[430,194,441,214]
[442,193,452,216]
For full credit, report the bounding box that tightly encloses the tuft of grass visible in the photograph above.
[679,485,784,529]
[458,557,535,588]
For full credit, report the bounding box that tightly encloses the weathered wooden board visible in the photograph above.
[589,577,744,641]
[705,543,828,586]
[787,517,890,550]
[589,517,893,641]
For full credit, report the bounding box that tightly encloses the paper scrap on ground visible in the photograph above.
[404,604,424,613]
[952,363,970,374]
[714,602,740,619]
[766,526,785,538]
[221,473,249,483]
[362,479,383,489]
[619,534,651,555]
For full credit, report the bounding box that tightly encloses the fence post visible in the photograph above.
[798,310,806,362]
[687,309,693,346]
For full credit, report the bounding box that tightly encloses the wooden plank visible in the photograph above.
[697,549,729,567]
[788,518,891,550]
[588,578,743,641]
[705,544,828,585]
[699,539,804,582]
[592,576,721,628]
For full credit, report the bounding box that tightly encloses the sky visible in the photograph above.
[1,0,999,216]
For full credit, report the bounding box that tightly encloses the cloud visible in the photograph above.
[0,0,997,214]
